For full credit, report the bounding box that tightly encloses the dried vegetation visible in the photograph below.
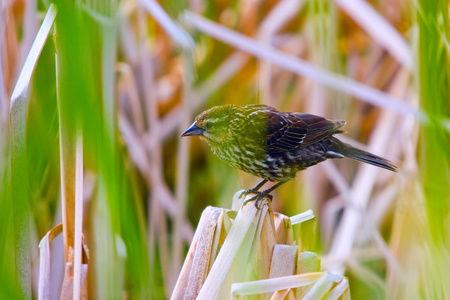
[1,0,449,299]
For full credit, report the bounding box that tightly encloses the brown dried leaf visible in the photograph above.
[171,206,223,300]
[38,223,63,300]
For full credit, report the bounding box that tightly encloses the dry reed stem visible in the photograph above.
[322,277,350,300]
[38,223,63,300]
[326,67,407,275]
[172,55,194,292]
[159,51,250,141]
[2,0,419,298]
[38,222,89,300]
[269,244,298,277]
[137,2,198,293]
[118,0,139,65]
[258,0,305,106]
[116,63,145,135]
[117,10,195,259]
[370,226,402,277]
[197,196,269,298]
[18,0,38,75]
[270,289,294,300]
[139,0,194,50]
[10,4,56,109]
[319,161,350,197]
[60,258,88,300]
[183,11,420,118]
[118,111,195,240]
[335,0,413,70]
[135,10,172,292]
[327,111,396,274]
[303,272,342,300]
[173,192,350,299]
[3,4,20,99]
[73,132,84,300]
[158,0,311,140]
[171,206,223,299]
[367,183,398,228]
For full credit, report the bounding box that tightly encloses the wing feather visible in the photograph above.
[266,112,345,152]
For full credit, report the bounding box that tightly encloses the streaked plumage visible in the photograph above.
[181,104,397,205]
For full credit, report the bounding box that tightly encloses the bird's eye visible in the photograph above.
[204,121,216,132]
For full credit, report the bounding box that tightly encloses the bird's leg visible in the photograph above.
[239,179,268,199]
[243,181,287,208]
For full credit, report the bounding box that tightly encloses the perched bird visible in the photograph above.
[181,104,397,206]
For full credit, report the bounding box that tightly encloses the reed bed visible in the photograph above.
[0,0,449,299]
[172,192,349,299]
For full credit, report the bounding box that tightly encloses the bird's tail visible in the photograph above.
[341,145,397,172]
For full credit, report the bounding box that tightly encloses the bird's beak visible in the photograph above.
[180,121,204,137]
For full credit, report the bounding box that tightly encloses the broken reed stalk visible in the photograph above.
[171,191,350,300]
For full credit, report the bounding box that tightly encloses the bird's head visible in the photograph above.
[181,105,236,145]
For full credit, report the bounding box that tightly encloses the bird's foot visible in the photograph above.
[238,187,261,199]
[238,179,268,199]
[242,190,273,209]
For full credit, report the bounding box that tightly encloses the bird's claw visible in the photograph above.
[242,192,273,209]
[238,188,259,199]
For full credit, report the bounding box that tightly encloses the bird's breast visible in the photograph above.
[211,142,296,181]
[211,141,332,182]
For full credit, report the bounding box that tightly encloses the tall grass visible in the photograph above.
[392,0,450,298]
[417,0,450,241]
[1,0,449,298]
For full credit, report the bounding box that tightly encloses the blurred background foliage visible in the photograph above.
[1,0,449,299]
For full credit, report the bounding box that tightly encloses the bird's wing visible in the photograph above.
[266,112,345,152]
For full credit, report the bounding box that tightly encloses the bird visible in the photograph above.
[181,104,397,207]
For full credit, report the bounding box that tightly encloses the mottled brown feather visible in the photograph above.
[266,111,345,152]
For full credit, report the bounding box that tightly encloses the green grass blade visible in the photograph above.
[417,0,450,242]
[8,5,56,298]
